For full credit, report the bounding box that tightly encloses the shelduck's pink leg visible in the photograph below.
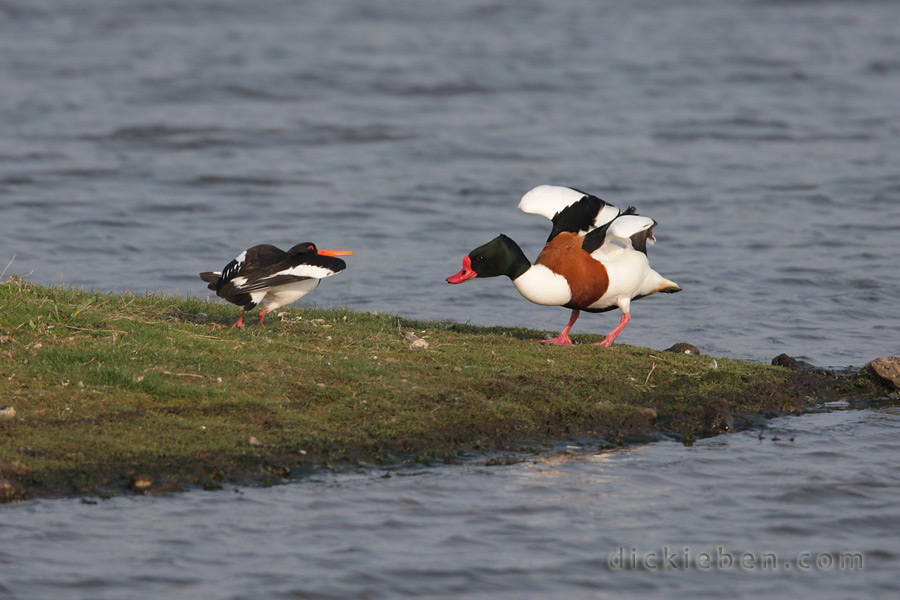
[232,309,247,329]
[595,312,631,347]
[541,309,580,346]
[257,308,271,327]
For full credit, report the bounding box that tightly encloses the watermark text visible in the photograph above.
[608,547,863,572]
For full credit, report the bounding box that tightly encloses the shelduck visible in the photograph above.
[446,185,680,346]
[200,242,352,328]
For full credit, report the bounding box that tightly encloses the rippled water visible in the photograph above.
[3,408,899,599]
[2,2,900,598]
[1,0,898,367]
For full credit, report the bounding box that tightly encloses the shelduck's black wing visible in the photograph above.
[583,212,658,256]
[517,185,621,242]
[581,206,641,254]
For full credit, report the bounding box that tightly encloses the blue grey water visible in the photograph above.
[2,408,899,599]
[1,0,899,598]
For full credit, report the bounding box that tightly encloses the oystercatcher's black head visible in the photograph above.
[288,242,318,255]
[288,242,354,258]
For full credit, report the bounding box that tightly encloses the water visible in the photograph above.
[2,408,899,599]
[2,1,900,598]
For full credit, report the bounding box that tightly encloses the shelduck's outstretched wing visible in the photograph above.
[587,214,658,255]
[518,185,621,242]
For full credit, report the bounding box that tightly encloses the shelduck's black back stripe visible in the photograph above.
[547,193,612,242]
[581,206,638,254]
[581,221,617,254]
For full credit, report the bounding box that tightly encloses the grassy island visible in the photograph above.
[0,278,893,502]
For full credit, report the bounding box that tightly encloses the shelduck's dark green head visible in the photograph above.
[446,235,529,283]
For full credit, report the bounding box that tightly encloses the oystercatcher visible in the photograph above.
[200,242,352,328]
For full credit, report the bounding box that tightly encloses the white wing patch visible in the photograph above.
[606,215,654,241]
[518,185,587,221]
[273,263,338,280]
[518,185,620,232]
[592,204,622,230]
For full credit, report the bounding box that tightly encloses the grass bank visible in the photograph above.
[0,278,893,502]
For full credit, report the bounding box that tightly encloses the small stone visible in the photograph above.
[666,343,700,355]
[0,406,15,420]
[772,353,817,372]
[410,338,429,350]
[249,436,265,447]
[403,332,420,343]
[868,356,900,390]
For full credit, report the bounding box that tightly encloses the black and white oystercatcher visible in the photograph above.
[200,243,353,328]
[446,185,680,346]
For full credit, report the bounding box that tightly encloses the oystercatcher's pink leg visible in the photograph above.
[257,308,271,327]
[232,309,247,329]
[595,312,631,347]
[541,309,580,346]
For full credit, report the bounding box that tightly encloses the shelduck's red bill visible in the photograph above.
[446,255,477,284]
[318,249,354,257]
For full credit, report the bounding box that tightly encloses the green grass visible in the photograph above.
[0,278,891,502]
